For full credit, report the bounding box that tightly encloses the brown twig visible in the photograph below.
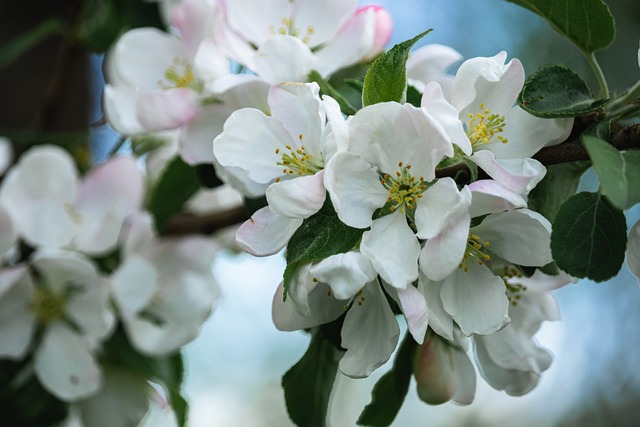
[164,122,640,236]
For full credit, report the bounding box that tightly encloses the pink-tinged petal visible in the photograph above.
[268,82,324,155]
[266,171,326,219]
[170,0,215,56]
[212,6,258,70]
[421,82,471,155]
[420,213,470,281]
[235,206,303,256]
[418,274,454,341]
[292,0,358,47]
[311,251,377,300]
[209,74,270,111]
[441,263,510,336]
[108,28,185,91]
[489,107,573,159]
[473,209,552,267]
[103,85,146,135]
[324,152,388,228]
[194,37,230,83]
[627,219,640,282]
[35,324,102,401]
[179,104,235,165]
[361,211,420,289]
[415,178,471,239]
[340,281,400,378]
[252,36,316,84]
[314,6,375,76]
[395,284,428,345]
[453,52,524,117]
[214,108,295,184]
[361,5,393,59]
[222,0,290,46]
[75,156,144,254]
[468,179,527,218]
[413,335,459,404]
[111,255,158,317]
[272,282,344,331]
[0,268,35,359]
[136,88,199,132]
[451,348,477,405]
[469,150,546,194]
[0,206,16,255]
[407,44,463,86]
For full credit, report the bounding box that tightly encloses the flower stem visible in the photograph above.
[608,79,640,113]
[587,52,610,99]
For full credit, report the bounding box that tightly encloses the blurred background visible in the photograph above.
[2,0,640,426]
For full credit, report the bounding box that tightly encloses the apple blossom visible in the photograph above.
[213,0,392,83]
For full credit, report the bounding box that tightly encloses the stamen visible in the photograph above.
[466,103,508,147]
[458,233,492,272]
[160,58,203,92]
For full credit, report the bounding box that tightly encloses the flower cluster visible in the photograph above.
[0,145,219,423]
[213,44,576,402]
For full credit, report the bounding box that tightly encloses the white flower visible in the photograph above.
[110,213,220,356]
[325,101,469,289]
[627,218,640,283]
[214,0,392,83]
[474,269,572,396]
[215,82,347,255]
[421,52,573,194]
[406,44,463,99]
[0,250,114,401]
[0,146,143,255]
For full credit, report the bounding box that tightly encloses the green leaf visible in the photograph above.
[583,135,640,210]
[282,328,344,427]
[527,161,591,221]
[357,334,416,426]
[102,328,189,426]
[148,156,201,233]
[283,198,364,297]
[504,0,615,54]
[362,30,431,106]
[0,18,63,69]
[551,192,627,281]
[519,65,609,117]
[308,70,357,115]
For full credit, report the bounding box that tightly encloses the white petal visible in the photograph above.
[472,209,552,267]
[340,281,400,378]
[361,211,420,289]
[418,274,454,341]
[35,324,102,401]
[489,107,573,158]
[407,44,463,86]
[31,249,99,295]
[266,171,326,219]
[223,0,290,46]
[395,284,428,344]
[111,255,158,317]
[419,213,470,281]
[252,36,316,84]
[272,282,344,331]
[136,88,200,132]
[235,206,303,256]
[0,268,36,359]
[0,205,16,255]
[310,251,377,300]
[421,82,472,155]
[415,178,471,239]
[103,85,146,135]
[194,37,229,82]
[469,150,546,194]
[321,95,349,157]
[468,179,527,218]
[209,74,270,111]
[213,108,295,184]
[441,263,510,336]
[292,0,358,46]
[451,348,477,405]
[324,152,388,229]
[67,277,115,341]
[627,218,640,282]
[179,104,235,165]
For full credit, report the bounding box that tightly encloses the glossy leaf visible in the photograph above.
[583,135,640,210]
[519,65,609,117]
[551,192,627,281]
[362,30,431,106]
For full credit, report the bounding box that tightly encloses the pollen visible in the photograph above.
[458,233,492,272]
[466,103,508,147]
[275,136,323,178]
[159,58,203,92]
[379,163,428,215]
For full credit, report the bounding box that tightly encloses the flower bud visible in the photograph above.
[413,334,459,405]
[355,5,393,60]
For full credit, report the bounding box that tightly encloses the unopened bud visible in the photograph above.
[355,5,393,60]
[413,335,459,405]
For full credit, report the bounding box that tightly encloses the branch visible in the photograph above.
[163,121,640,236]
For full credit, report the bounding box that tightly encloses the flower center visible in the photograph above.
[502,266,527,306]
[466,103,508,147]
[274,134,323,181]
[270,18,316,44]
[159,58,203,92]
[29,288,66,325]
[379,162,427,214]
[458,233,491,272]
